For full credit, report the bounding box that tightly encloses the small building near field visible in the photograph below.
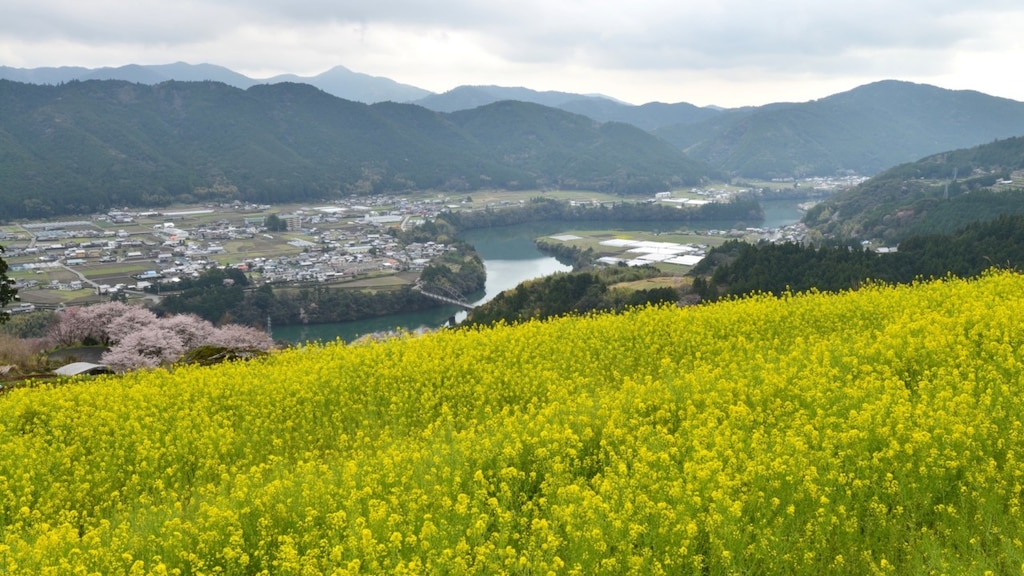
[53,362,114,377]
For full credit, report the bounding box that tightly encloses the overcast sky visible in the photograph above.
[2,0,1022,107]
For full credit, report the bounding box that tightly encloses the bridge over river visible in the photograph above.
[413,286,476,310]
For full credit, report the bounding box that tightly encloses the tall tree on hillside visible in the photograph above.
[0,245,17,324]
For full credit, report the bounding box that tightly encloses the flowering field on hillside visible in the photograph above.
[2,272,1024,574]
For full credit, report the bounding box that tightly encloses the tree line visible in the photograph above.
[463,265,681,327]
[693,213,1024,300]
[438,196,764,231]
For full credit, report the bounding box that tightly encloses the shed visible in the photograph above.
[53,362,114,377]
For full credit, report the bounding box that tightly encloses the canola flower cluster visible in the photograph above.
[2,271,1024,574]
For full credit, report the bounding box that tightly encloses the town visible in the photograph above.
[1,194,471,310]
[0,178,860,313]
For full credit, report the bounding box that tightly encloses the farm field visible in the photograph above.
[541,227,736,273]
[610,276,693,292]
[548,228,735,251]
[335,274,416,289]
[2,271,1024,573]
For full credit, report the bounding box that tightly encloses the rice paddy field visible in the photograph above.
[2,271,1024,574]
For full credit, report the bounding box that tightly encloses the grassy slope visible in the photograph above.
[2,272,1024,573]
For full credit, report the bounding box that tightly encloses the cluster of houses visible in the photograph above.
[769,175,869,189]
[4,193,467,288]
[698,221,811,245]
[255,239,455,285]
[6,189,818,299]
[116,222,456,289]
[3,224,150,261]
[6,190,828,300]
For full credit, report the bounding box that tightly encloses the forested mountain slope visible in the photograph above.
[803,136,1024,241]
[656,81,1024,178]
[0,80,716,218]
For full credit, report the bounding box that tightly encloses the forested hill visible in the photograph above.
[694,213,1024,300]
[0,80,718,219]
[802,136,1024,242]
[654,80,1024,178]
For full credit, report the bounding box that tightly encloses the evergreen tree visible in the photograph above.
[265,214,288,232]
[0,245,17,323]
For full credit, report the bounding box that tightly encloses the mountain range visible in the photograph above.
[0,62,432,105]
[657,81,1024,178]
[0,79,716,219]
[3,62,1024,222]
[4,63,1024,181]
[0,63,729,131]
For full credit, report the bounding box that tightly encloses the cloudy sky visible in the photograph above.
[2,0,1022,107]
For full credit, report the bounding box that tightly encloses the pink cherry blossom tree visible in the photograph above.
[101,327,186,372]
[207,324,275,351]
[161,313,217,350]
[46,299,277,372]
[105,306,158,344]
[47,306,96,347]
[79,301,134,345]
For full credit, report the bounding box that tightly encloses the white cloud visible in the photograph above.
[2,0,1023,106]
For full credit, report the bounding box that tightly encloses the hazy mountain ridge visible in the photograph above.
[1,62,252,87]
[447,100,716,190]
[0,79,716,218]
[318,77,1024,181]
[0,63,725,130]
[5,63,1024,184]
[0,62,431,105]
[414,85,591,112]
[558,99,722,132]
[412,85,724,131]
[657,81,1024,178]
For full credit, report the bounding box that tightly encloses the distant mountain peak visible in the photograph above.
[651,80,1024,179]
[0,62,430,104]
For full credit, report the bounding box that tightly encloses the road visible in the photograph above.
[60,264,99,289]
[59,265,161,303]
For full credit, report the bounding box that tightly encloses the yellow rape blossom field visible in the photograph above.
[3,271,1024,574]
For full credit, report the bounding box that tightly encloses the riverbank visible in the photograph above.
[273,222,574,343]
[272,198,807,342]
